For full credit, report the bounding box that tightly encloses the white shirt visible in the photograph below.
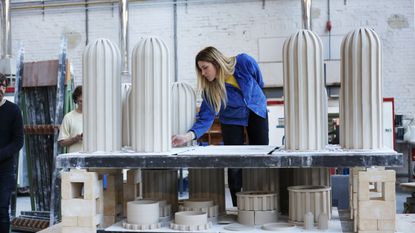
[58,110,83,153]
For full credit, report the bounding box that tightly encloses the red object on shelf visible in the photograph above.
[412,148,415,161]
[5,87,14,93]
[326,20,333,32]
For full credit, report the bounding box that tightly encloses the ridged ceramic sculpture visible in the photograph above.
[292,168,330,186]
[83,38,122,152]
[131,37,171,152]
[283,29,328,150]
[172,82,196,146]
[121,83,132,147]
[340,27,383,149]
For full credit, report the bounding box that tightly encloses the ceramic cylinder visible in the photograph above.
[288,185,331,225]
[131,37,171,152]
[127,200,159,225]
[189,169,225,213]
[142,169,178,212]
[83,38,121,152]
[340,27,383,149]
[172,81,196,146]
[283,29,328,150]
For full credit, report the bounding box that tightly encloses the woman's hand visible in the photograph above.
[171,132,194,147]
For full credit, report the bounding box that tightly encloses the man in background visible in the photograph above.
[0,73,24,232]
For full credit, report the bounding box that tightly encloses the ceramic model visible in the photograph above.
[318,213,329,230]
[340,27,383,149]
[170,211,211,231]
[172,82,196,146]
[224,223,255,231]
[142,169,178,212]
[131,36,171,152]
[287,185,331,225]
[179,200,219,219]
[83,38,122,152]
[303,212,314,229]
[126,200,159,225]
[283,29,328,150]
[189,169,225,213]
[121,83,132,147]
[236,191,278,211]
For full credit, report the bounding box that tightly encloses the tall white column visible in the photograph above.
[83,38,121,152]
[131,37,171,152]
[283,29,328,150]
[340,27,383,149]
[171,81,196,146]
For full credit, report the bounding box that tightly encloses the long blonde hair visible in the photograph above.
[195,47,236,113]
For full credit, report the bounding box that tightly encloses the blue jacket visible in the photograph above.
[190,53,267,139]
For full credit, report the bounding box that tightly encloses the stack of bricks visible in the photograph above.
[89,169,124,227]
[351,167,396,233]
[61,169,103,233]
[123,169,141,217]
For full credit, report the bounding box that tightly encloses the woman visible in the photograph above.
[172,46,269,206]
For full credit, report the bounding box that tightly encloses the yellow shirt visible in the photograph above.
[225,75,240,89]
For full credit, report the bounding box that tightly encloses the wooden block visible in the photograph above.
[62,226,96,233]
[377,219,395,231]
[77,214,102,227]
[358,219,377,231]
[358,201,395,220]
[62,199,95,217]
[61,216,77,227]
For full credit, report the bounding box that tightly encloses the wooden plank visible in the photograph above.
[23,60,59,87]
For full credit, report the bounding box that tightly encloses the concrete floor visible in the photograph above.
[10,183,414,233]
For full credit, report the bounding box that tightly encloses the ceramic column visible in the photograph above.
[283,29,328,150]
[83,38,121,152]
[171,81,196,146]
[340,27,383,149]
[131,37,171,152]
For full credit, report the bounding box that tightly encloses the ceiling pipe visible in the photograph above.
[1,0,11,58]
[301,0,311,30]
[119,0,129,76]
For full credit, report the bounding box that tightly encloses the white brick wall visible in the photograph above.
[9,0,415,117]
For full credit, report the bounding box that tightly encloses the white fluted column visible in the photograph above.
[340,27,383,149]
[283,29,328,150]
[83,38,121,152]
[121,83,132,147]
[131,37,171,152]
[172,82,196,146]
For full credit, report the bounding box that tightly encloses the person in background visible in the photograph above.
[58,85,83,153]
[172,46,269,206]
[0,73,24,232]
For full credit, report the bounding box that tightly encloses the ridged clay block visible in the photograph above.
[131,37,171,152]
[172,82,196,146]
[83,38,122,152]
[340,27,383,149]
[179,205,219,218]
[122,221,162,230]
[283,29,328,150]
[174,211,208,226]
[236,191,278,211]
[170,222,212,231]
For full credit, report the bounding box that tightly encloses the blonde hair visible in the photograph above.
[195,47,236,113]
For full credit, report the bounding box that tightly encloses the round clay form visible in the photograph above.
[127,200,159,225]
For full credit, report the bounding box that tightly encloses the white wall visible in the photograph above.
[9,0,415,117]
